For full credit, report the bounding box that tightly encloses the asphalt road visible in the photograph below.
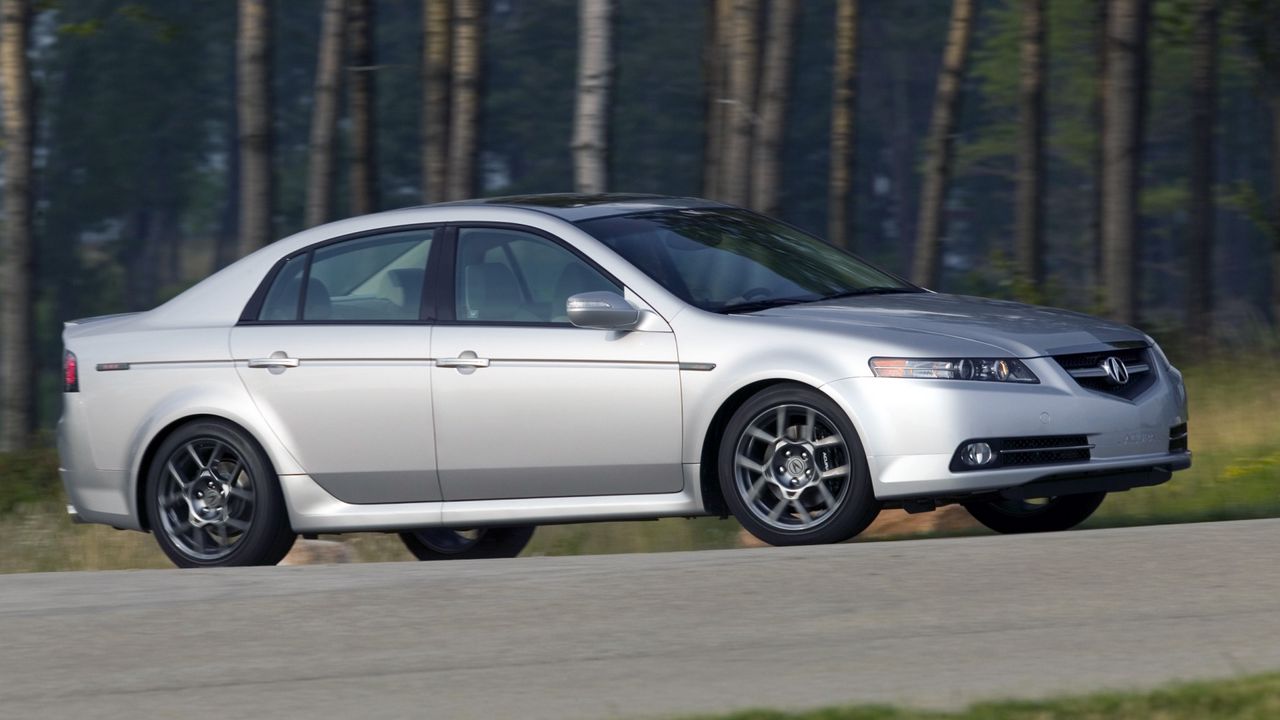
[2,519,1278,719]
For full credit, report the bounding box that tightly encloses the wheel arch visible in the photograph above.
[133,413,285,532]
[698,378,822,517]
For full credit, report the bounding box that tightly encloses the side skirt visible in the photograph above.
[279,464,708,533]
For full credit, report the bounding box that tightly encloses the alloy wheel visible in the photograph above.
[156,438,256,562]
[411,528,486,555]
[733,403,852,531]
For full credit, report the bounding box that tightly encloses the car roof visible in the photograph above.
[428,193,729,222]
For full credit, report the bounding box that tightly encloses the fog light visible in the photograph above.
[961,442,994,466]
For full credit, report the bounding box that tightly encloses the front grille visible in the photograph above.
[950,435,1092,472]
[1169,423,1188,453]
[1053,345,1156,400]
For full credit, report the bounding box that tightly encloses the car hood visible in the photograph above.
[751,292,1147,357]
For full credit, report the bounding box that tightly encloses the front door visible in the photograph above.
[432,225,683,501]
[231,227,440,505]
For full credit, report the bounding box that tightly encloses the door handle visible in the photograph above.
[436,356,490,368]
[247,353,300,369]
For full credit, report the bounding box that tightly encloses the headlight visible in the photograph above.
[869,357,1039,384]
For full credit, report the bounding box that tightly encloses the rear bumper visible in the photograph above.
[823,354,1191,501]
[57,396,138,530]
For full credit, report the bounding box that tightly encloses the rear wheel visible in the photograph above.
[399,526,535,560]
[146,420,296,568]
[719,385,880,546]
[962,492,1106,534]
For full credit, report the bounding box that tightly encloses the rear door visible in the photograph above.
[230,227,441,505]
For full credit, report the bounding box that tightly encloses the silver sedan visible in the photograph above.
[57,194,1191,567]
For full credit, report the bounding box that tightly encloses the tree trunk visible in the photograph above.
[1100,0,1150,324]
[422,0,451,203]
[571,0,613,194]
[347,0,377,216]
[215,48,241,271]
[305,0,346,227]
[237,0,273,257]
[719,0,758,207]
[0,0,33,451]
[751,0,797,217]
[825,0,857,249]
[911,0,976,288]
[701,0,731,200]
[1186,0,1218,341]
[1015,0,1046,291]
[1271,95,1280,326]
[446,0,485,201]
[1090,0,1106,291]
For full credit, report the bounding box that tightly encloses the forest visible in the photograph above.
[0,0,1278,452]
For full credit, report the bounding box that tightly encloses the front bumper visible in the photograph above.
[824,355,1191,501]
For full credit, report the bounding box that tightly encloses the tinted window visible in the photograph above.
[258,254,307,321]
[454,227,618,323]
[256,229,434,322]
[578,209,917,312]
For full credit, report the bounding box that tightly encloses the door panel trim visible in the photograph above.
[312,470,442,504]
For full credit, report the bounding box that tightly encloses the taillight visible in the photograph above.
[63,350,79,392]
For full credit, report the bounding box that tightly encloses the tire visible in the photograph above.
[145,419,296,568]
[962,492,1106,534]
[718,384,880,546]
[399,526,535,561]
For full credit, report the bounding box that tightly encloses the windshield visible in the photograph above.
[577,209,920,313]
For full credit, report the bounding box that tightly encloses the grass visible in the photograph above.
[679,672,1280,720]
[2,352,1278,572]
[1086,357,1280,528]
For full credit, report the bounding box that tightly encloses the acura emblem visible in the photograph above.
[1101,356,1130,385]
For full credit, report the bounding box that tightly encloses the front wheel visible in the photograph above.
[399,526,535,561]
[962,492,1106,534]
[719,385,880,546]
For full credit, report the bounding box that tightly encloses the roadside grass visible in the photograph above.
[1087,357,1280,528]
[678,672,1280,720]
[1,353,1277,572]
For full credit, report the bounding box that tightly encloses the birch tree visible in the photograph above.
[348,0,378,215]
[719,0,758,207]
[0,0,33,451]
[305,0,346,227]
[237,0,273,257]
[912,0,976,288]
[1186,0,1218,340]
[422,0,451,203]
[446,0,485,200]
[571,0,613,194]
[826,0,858,250]
[1100,0,1150,324]
[702,0,731,200]
[752,0,797,218]
[1015,0,1046,290]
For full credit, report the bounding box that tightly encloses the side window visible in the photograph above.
[454,228,619,323]
[256,228,434,322]
[258,254,307,321]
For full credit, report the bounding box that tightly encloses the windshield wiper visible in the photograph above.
[814,286,923,301]
[714,296,816,314]
[716,286,921,314]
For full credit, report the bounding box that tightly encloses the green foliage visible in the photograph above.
[1222,180,1280,251]
[0,448,61,515]
[1141,181,1190,217]
[682,673,1280,720]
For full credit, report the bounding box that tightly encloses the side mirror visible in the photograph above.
[566,291,640,330]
